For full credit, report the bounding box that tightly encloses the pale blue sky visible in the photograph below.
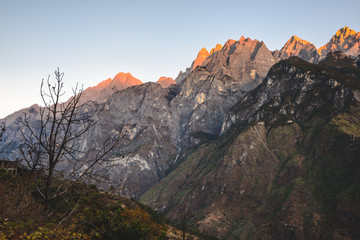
[1,0,360,118]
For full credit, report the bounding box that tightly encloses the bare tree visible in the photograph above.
[20,68,118,213]
[0,124,5,152]
[0,124,4,141]
[0,124,12,154]
[179,203,191,240]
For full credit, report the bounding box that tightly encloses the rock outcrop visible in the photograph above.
[202,37,277,89]
[209,43,223,55]
[273,26,360,64]
[175,43,223,84]
[273,35,319,63]
[87,82,180,197]
[156,76,176,88]
[78,72,143,104]
[318,26,360,60]
[171,36,277,150]
[191,47,210,71]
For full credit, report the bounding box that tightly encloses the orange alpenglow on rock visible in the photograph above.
[210,44,223,55]
[96,78,113,88]
[78,72,143,104]
[335,26,357,38]
[93,72,142,90]
[318,26,360,58]
[156,76,176,88]
[288,35,313,46]
[191,47,210,70]
[282,35,316,56]
[112,72,143,87]
[191,44,224,71]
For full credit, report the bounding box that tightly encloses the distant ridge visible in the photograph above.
[78,72,143,104]
[156,76,176,88]
[273,26,360,63]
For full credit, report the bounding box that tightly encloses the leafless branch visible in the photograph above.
[20,68,119,216]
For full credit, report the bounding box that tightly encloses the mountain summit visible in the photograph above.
[273,26,360,64]
[156,76,176,88]
[273,35,318,62]
[191,47,210,70]
[112,72,143,87]
[78,72,143,104]
[318,26,360,59]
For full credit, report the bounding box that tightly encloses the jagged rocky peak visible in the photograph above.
[169,36,277,148]
[178,27,359,86]
[176,37,273,85]
[175,43,223,84]
[174,69,189,84]
[191,47,210,70]
[273,35,318,63]
[94,72,143,90]
[201,36,277,88]
[209,43,223,55]
[222,38,237,50]
[112,72,143,87]
[78,72,143,104]
[237,36,259,46]
[318,26,360,59]
[156,76,176,88]
[335,26,358,38]
[286,35,313,47]
[191,44,224,70]
[175,47,209,84]
[272,26,360,64]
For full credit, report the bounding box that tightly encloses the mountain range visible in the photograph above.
[1,26,360,239]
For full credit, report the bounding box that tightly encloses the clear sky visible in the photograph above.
[1,0,360,118]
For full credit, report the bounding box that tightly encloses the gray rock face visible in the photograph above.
[175,68,191,84]
[221,53,360,134]
[175,44,222,84]
[170,37,277,150]
[0,104,41,157]
[86,83,179,196]
[203,37,277,89]
[0,101,99,160]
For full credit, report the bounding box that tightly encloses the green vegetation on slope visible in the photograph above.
[0,170,173,240]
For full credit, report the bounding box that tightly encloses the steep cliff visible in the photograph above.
[171,37,276,151]
[141,52,360,239]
